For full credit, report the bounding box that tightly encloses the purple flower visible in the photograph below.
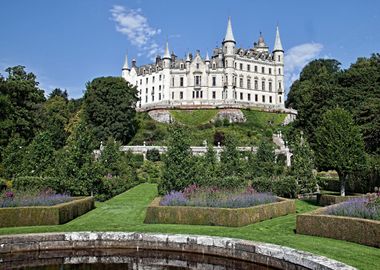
[325,197,380,221]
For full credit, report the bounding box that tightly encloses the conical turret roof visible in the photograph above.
[223,17,235,43]
[273,26,283,52]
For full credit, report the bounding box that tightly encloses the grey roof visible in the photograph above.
[273,26,283,51]
[223,17,235,43]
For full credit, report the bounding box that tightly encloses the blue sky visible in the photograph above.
[1,0,379,98]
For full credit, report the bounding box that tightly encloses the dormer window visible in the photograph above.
[212,63,216,69]
[196,63,200,69]
[180,63,184,69]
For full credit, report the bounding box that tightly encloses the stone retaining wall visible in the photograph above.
[296,205,380,247]
[0,197,94,228]
[317,194,365,206]
[144,197,296,227]
[0,232,355,270]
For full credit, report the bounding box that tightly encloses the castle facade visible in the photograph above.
[122,18,285,111]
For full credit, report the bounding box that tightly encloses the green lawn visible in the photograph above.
[170,109,218,126]
[0,184,378,269]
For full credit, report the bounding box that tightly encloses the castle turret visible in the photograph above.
[163,41,171,69]
[122,53,130,79]
[273,26,284,107]
[222,17,236,101]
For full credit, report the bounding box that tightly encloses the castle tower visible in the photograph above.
[122,53,130,79]
[222,17,236,101]
[162,41,171,69]
[273,26,284,107]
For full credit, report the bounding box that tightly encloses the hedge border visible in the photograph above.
[317,194,365,206]
[144,197,295,227]
[0,197,95,228]
[296,204,380,247]
[0,232,356,270]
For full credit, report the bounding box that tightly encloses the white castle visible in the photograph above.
[122,18,285,111]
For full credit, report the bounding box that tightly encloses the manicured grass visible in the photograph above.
[170,109,218,126]
[0,184,378,269]
[130,110,287,146]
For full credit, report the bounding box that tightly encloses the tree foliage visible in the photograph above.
[315,108,366,195]
[83,77,138,144]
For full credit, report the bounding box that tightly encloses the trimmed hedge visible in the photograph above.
[296,204,380,247]
[144,197,295,227]
[317,193,365,206]
[0,197,94,228]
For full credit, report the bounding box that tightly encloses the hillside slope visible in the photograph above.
[129,109,286,146]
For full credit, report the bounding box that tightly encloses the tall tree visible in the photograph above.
[160,125,194,194]
[315,108,366,196]
[0,66,45,150]
[83,77,138,144]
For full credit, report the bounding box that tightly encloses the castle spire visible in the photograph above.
[273,25,283,52]
[122,53,130,70]
[205,51,210,62]
[163,41,171,59]
[223,17,235,43]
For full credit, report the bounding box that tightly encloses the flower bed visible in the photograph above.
[145,186,295,227]
[296,194,380,247]
[317,193,365,206]
[160,185,278,208]
[0,196,95,228]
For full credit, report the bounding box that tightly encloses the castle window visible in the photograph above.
[145,96,148,102]
[159,75,162,81]
[269,96,273,103]
[192,91,195,98]
[152,94,154,102]
[279,96,282,103]
[269,81,272,92]
[261,67,265,73]
[140,79,142,85]
[278,55,281,62]
[279,81,282,90]
[240,63,243,70]
[240,92,243,100]
[172,77,175,87]
[212,63,216,69]
[254,66,258,72]
[212,76,216,86]
[225,60,228,67]
[196,63,200,69]
[255,94,258,102]
[200,91,203,98]
[180,63,184,69]
[195,76,201,86]
[152,86,154,93]
[262,80,265,91]
[146,88,148,94]
[146,78,148,84]
[269,68,272,74]
[262,95,265,103]
[247,64,251,71]
[278,68,281,75]
[172,92,174,99]
[234,62,237,69]
[248,93,251,101]
[233,76,237,86]
[212,91,216,99]
[247,79,251,89]
[180,92,183,99]
[152,76,155,83]
[159,93,161,100]
[159,85,161,91]
[180,77,184,87]
[239,78,243,88]
[254,80,258,90]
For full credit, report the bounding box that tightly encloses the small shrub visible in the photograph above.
[12,176,61,192]
[213,130,225,146]
[146,148,161,162]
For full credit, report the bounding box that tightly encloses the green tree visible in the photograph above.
[83,77,138,144]
[315,108,366,196]
[220,136,241,177]
[1,136,27,178]
[255,140,277,177]
[48,88,68,100]
[195,143,218,186]
[291,134,317,193]
[0,66,45,150]
[160,126,194,194]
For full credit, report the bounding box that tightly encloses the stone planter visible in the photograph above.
[317,193,365,206]
[144,197,295,227]
[0,197,94,228]
[296,204,380,247]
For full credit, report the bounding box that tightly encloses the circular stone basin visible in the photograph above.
[0,232,356,270]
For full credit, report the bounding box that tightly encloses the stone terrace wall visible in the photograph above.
[0,232,356,270]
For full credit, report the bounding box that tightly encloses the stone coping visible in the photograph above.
[0,232,356,270]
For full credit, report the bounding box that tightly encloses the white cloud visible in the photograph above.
[285,43,323,92]
[110,5,163,61]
